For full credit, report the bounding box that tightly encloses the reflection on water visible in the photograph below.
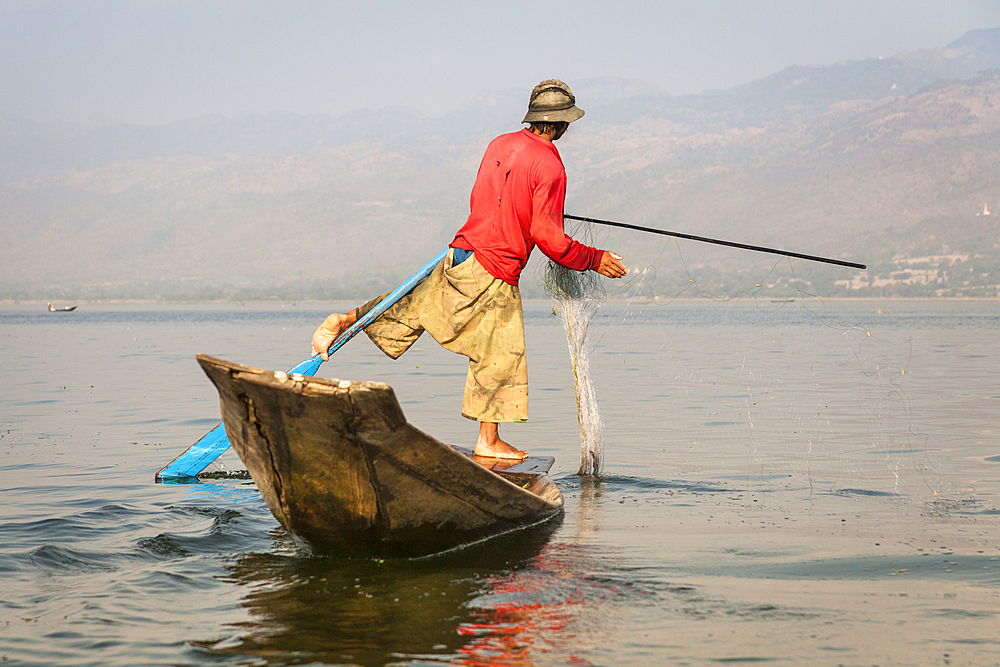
[198,480,667,666]
[201,518,563,665]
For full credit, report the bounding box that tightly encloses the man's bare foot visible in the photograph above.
[473,422,528,460]
[473,442,528,460]
[311,310,359,360]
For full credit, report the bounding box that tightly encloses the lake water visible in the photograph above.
[2,299,999,666]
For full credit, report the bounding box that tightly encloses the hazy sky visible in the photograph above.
[3,0,1000,125]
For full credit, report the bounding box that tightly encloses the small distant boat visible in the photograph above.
[47,302,77,312]
[197,354,564,558]
[985,203,992,216]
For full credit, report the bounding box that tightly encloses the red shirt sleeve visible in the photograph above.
[527,175,602,272]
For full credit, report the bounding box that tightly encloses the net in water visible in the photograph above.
[543,260,607,476]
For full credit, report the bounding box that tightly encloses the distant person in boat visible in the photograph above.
[47,302,77,312]
[311,79,626,460]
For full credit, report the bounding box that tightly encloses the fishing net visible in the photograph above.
[550,224,950,506]
[543,260,607,476]
[528,212,956,520]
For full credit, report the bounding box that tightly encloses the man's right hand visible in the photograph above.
[596,251,627,279]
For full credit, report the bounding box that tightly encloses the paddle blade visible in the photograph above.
[287,354,324,377]
[155,423,230,482]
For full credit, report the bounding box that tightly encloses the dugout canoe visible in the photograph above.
[197,354,564,558]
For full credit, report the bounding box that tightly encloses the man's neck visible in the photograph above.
[529,127,557,142]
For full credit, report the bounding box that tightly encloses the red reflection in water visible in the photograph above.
[451,544,615,666]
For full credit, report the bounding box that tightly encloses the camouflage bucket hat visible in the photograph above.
[521,79,585,124]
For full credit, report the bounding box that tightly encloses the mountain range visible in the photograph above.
[3,28,1000,301]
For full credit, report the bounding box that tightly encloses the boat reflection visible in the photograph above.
[196,478,630,666]
[195,515,563,665]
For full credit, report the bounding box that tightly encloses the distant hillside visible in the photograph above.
[568,69,1000,299]
[600,27,1000,126]
[2,29,999,302]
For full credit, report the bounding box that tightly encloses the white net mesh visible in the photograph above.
[543,260,607,476]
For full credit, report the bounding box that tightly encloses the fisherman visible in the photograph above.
[311,79,627,460]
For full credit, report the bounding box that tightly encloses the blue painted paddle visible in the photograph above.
[155,248,450,482]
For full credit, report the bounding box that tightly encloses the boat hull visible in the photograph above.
[197,354,563,557]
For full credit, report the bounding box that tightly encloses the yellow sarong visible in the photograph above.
[359,249,528,423]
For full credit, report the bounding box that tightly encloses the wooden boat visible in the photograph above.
[197,354,564,558]
[47,302,77,312]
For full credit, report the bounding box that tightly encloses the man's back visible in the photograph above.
[452,128,599,285]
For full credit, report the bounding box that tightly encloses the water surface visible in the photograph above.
[2,299,999,665]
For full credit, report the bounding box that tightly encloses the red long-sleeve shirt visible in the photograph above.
[451,129,603,285]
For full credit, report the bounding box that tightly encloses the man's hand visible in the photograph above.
[311,311,358,361]
[596,251,627,279]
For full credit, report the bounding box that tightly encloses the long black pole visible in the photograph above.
[565,214,866,270]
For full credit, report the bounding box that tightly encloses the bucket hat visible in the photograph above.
[522,79,585,124]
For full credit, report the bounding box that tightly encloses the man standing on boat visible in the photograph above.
[311,79,626,460]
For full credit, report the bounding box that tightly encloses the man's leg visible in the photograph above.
[474,422,527,459]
